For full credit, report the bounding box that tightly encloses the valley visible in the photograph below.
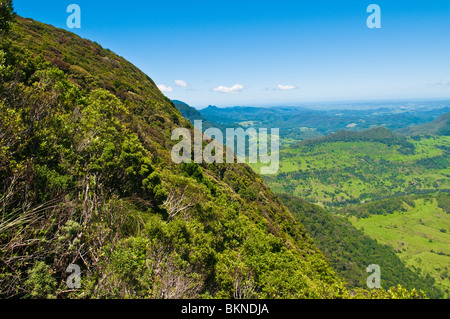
[182,100,450,298]
[263,133,449,207]
[347,195,450,297]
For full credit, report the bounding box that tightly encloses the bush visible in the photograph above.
[25,261,57,299]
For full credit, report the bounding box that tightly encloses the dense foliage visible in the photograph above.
[339,196,416,219]
[437,192,450,214]
[0,14,351,299]
[0,0,14,34]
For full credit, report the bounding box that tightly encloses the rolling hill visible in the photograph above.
[398,112,450,137]
[343,194,450,297]
[279,194,443,298]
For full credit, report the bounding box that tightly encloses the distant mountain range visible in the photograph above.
[174,101,450,145]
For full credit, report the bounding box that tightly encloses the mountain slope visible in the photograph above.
[172,100,205,121]
[172,100,222,131]
[0,15,351,299]
[398,112,450,137]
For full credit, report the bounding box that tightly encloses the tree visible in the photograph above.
[0,0,15,35]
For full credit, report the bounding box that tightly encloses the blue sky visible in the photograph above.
[13,0,450,108]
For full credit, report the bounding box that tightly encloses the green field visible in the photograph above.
[255,129,450,297]
[260,135,450,208]
[348,196,450,297]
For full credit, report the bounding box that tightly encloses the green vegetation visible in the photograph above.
[0,13,355,299]
[398,112,450,137]
[279,194,442,298]
[0,0,15,34]
[347,194,450,297]
[298,127,415,154]
[0,2,434,299]
[437,192,450,213]
[262,130,449,208]
[198,104,450,146]
[258,124,449,298]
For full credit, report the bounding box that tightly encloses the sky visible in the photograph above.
[13,0,450,108]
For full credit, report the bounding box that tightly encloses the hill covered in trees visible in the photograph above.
[398,112,450,137]
[197,103,450,146]
[172,100,224,131]
[0,9,368,299]
[343,194,450,297]
[295,127,416,154]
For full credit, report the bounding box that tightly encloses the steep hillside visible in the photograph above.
[172,100,205,122]
[0,15,353,299]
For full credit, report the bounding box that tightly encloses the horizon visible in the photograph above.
[13,0,450,107]
[176,98,450,111]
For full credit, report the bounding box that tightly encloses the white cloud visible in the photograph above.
[157,84,174,92]
[175,80,188,87]
[213,84,244,94]
[428,80,450,86]
[277,84,297,90]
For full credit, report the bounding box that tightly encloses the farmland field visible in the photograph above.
[348,195,450,297]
